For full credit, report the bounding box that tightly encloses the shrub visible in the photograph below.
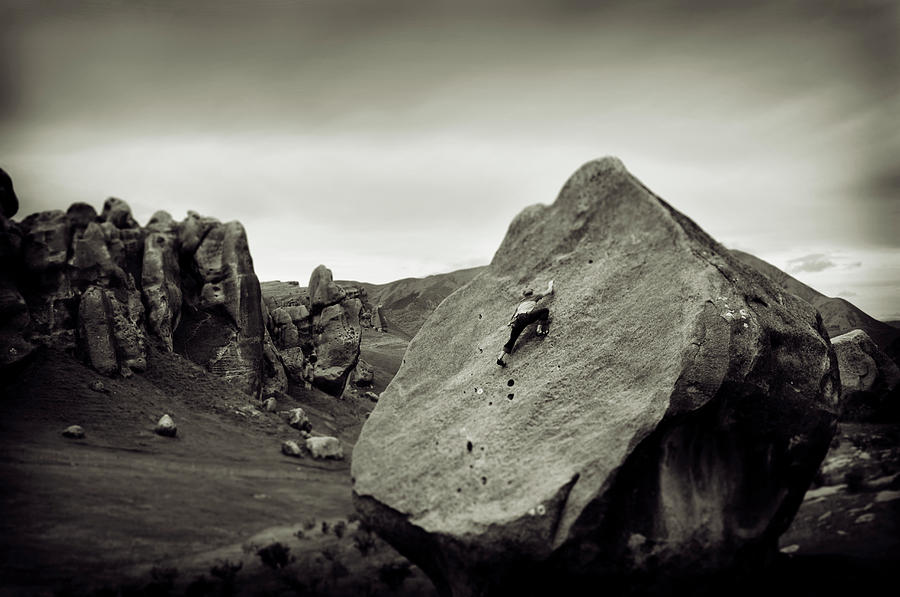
[352,529,377,556]
[185,575,215,597]
[209,560,242,596]
[321,520,330,535]
[378,561,413,590]
[333,520,347,539]
[303,517,316,530]
[257,542,293,570]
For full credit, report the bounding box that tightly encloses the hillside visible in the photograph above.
[340,266,485,339]
[731,250,899,360]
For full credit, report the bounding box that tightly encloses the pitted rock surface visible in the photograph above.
[352,157,840,596]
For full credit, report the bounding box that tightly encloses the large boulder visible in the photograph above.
[313,298,362,395]
[352,158,840,595]
[832,329,900,421]
[308,264,346,313]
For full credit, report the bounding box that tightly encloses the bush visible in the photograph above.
[321,520,330,535]
[303,517,316,530]
[333,520,347,539]
[378,561,413,590]
[257,542,294,570]
[209,560,242,596]
[185,575,215,597]
[352,529,377,556]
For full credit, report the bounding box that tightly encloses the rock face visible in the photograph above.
[832,329,900,421]
[352,158,840,596]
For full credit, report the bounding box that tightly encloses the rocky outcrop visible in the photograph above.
[175,219,267,397]
[352,158,840,596]
[141,211,182,351]
[313,298,362,395]
[832,329,900,421]
[260,271,364,397]
[1,168,282,396]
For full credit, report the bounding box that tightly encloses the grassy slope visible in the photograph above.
[0,345,434,596]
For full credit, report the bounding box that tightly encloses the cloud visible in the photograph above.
[787,253,864,274]
[787,253,837,273]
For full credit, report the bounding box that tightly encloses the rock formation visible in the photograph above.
[352,158,841,596]
[832,329,900,421]
[260,270,365,397]
[174,218,267,397]
[0,171,282,396]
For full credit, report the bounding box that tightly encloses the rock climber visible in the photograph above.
[497,280,554,367]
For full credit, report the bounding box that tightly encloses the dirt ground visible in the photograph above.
[1,335,898,596]
[0,340,434,596]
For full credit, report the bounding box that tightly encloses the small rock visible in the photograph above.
[854,513,875,524]
[282,440,303,457]
[88,380,109,394]
[306,436,343,460]
[285,407,312,432]
[817,511,832,522]
[155,414,177,437]
[299,430,312,440]
[779,544,800,554]
[263,397,278,412]
[62,425,85,439]
[364,391,379,402]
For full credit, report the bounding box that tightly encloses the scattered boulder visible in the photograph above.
[832,329,900,421]
[282,439,303,458]
[88,379,109,393]
[262,397,278,413]
[306,436,343,460]
[352,157,840,595]
[62,425,85,439]
[364,391,380,402]
[155,414,177,437]
[285,407,312,432]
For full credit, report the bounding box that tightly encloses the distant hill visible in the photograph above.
[340,266,486,339]
[731,250,899,361]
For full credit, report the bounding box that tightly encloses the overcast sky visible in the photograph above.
[1,0,897,319]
